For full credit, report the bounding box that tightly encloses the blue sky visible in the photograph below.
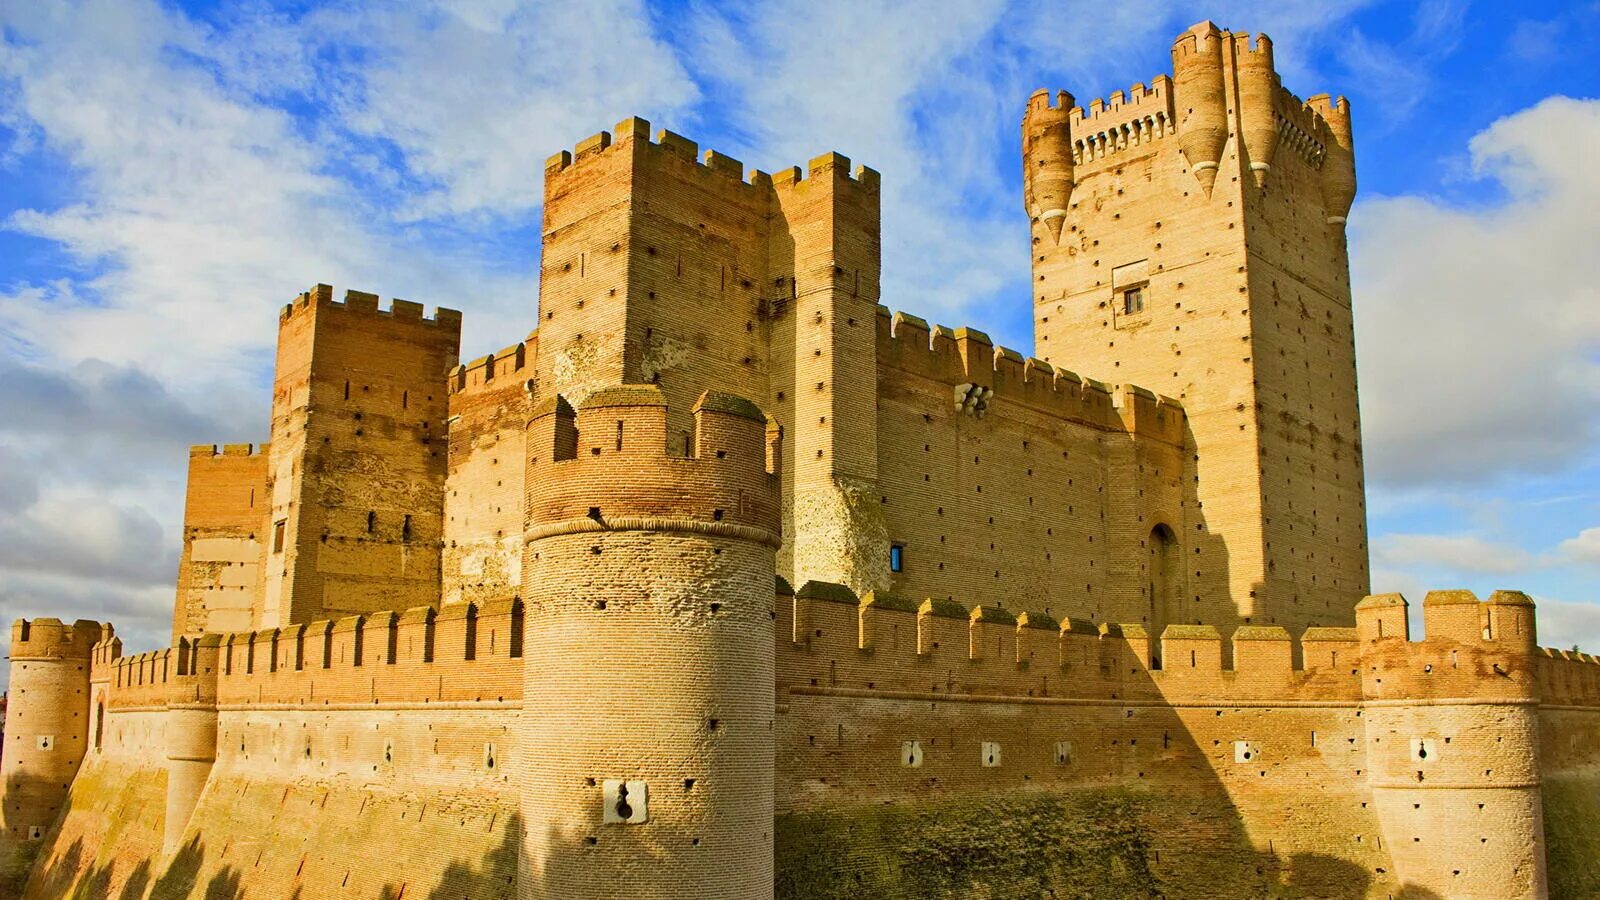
[1,0,1598,662]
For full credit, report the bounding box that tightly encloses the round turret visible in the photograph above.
[164,634,220,856]
[1357,590,1546,898]
[1308,94,1356,225]
[1021,89,1075,243]
[1234,32,1281,190]
[517,386,780,900]
[0,618,102,890]
[1171,20,1228,195]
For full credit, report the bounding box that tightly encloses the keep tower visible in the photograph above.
[260,285,461,627]
[517,385,781,899]
[538,120,885,594]
[1024,21,1365,630]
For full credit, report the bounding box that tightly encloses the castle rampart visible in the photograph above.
[14,583,1600,897]
[7,18,1600,899]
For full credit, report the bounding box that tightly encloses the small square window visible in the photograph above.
[271,520,287,554]
[1122,285,1146,315]
[889,544,905,573]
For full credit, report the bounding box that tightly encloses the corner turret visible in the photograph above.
[1233,32,1280,190]
[1171,21,1228,195]
[1308,94,1356,224]
[0,618,103,891]
[1356,590,1547,898]
[1022,89,1076,243]
[518,386,780,900]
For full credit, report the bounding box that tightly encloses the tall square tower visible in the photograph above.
[260,285,460,626]
[1025,22,1365,630]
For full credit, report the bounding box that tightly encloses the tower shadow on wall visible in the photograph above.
[771,628,1415,900]
[21,833,251,900]
[377,812,520,900]
[376,813,668,900]
[1,768,60,896]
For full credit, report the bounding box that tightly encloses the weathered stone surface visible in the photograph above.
[3,19,1596,900]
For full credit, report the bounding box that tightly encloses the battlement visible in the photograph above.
[1171,19,1224,59]
[875,306,1183,442]
[187,442,267,458]
[1230,29,1272,58]
[544,116,879,195]
[1025,88,1073,117]
[769,151,881,194]
[1066,77,1175,166]
[279,283,461,330]
[449,333,535,395]
[89,633,123,683]
[91,599,526,710]
[1355,590,1541,701]
[1540,645,1600,706]
[783,582,1360,705]
[525,386,781,546]
[8,618,104,660]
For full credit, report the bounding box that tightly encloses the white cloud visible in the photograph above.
[1558,527,1600,566]
[1353,96,1600,485]
[1373,532,1537,575]
[298,0,699,220]
[1529,595,1600,653]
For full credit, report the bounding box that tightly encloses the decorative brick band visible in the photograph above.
[1362,697,1539,708]
[788,685,1361,709]
[525,516,782,548]
[1371,779,1541,791]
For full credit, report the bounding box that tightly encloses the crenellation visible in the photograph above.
[1067,75,1175,168]
[278,283,460,327]
[11,18,1598,900]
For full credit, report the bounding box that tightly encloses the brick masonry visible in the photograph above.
[3,19,1598,900]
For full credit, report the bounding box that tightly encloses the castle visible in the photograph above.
[3,20,1598,899]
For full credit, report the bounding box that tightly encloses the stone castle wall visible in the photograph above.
[171,445,268,642]
[443,336,538,608]
[9,17,1600,900]
[13,591,1600,897]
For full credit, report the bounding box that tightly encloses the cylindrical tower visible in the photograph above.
[518,386,781,899]
[1171,20,1228,195]
[1021,88,1075,244]
[0,617,102,891]
[1234,32,1281,191]
[1357,590,1547,899]
[164,634,220,856]
[1309,93,1356,225]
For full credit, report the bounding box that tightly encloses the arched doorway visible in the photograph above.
[1149,524,1181,651]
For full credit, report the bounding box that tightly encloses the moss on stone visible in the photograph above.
[1017,611,1060,631]
[1232,625,1291,642]
[860,591,919,613]
[774,787,1338,899]
[693,391,766,422]
[969,605,1017,626]
[797,580,857,605]
[919,598,969,620]
[1544,774,1600,897]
